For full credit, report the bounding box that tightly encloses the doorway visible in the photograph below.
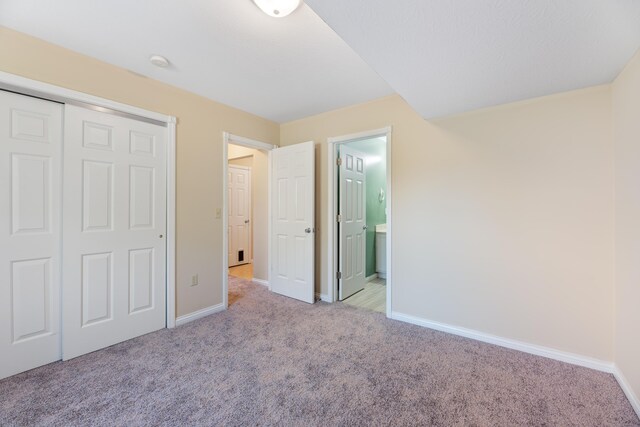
[222,134,274,308]
[328,127,392,316]
[222,134,316,307]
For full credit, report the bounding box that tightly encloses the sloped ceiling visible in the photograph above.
[305,0,640,118]
[0,0,393,123]
[2,1,640,122]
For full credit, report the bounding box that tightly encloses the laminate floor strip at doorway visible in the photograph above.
[0,277,637,426]
[343,278,386,313]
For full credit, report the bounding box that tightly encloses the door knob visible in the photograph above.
[244,220,250,224]
[305,227,312,233]
[362,225,368,230]
[159,234,163,238]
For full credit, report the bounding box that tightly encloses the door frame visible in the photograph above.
[222,132,276,309]
[327,127,392,317]
[0,71,178,328]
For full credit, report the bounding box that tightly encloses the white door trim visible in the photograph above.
[166,121,177,328]
[222,132,277,309]
[0,71,178,329]
[327,127,392,317]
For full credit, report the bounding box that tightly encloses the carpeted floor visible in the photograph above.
[1,277,638,426]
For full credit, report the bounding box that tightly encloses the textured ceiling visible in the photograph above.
[305,0,640,118]
[2,1,640,122]
[0,0,393,123]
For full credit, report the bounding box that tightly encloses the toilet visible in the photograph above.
[375,224,387,279]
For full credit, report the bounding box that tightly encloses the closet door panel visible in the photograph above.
[62,105,167,360]
[0,90,62,380]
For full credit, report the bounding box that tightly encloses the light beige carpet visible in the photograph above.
[1,277,638,426]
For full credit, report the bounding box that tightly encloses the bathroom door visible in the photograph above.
[338,146,366,300]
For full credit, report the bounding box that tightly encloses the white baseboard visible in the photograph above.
[176,303,225,327]
[315,292,332,303]
[613,366,640,418]
[252,278,269,287]
[390,311,614,373]
[366,273,378,282]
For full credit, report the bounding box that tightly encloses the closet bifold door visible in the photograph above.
[0,90,63,379]
[62,104,167,360]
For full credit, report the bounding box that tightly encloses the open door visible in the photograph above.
[270,141,315,303]
[338,145,367,300]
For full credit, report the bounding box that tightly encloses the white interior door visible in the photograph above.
[62,104,167,360]
[228,165,251,267]
[338,145,367,300]
[0,91,63,379]
[271,141,315,303]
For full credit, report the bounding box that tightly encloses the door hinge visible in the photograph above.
[336,271,342,280]
[336,214,341,223]
[336,157,342,166]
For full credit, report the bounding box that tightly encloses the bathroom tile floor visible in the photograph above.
[342,278,386,313]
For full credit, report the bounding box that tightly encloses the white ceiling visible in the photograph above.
[305,0,640,119]
[2,1,640,122]
[0,0,393,123]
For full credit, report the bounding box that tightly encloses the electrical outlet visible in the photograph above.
[191,274,199,286]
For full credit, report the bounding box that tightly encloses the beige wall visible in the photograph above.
[227,144,269,281]
[0,27,280,317]
[281,88,615,361]
[3,26,633,373]
[229,155,253,168]
[612,49,640,407]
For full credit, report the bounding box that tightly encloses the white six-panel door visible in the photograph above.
[271,141,315,303]
[62,105,167,360]
[339,146,366,300]
[0,91,63,379]
[228,165,251,267]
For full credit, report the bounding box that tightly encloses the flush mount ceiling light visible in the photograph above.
[149,55,170,68]
[253,0,301,18]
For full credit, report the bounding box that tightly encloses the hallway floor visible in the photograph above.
[229,262,253,280]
